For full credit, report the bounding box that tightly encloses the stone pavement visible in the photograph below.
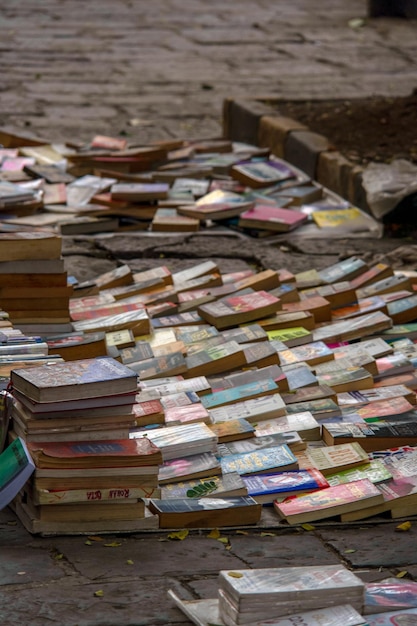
[0,0,416,145]
[1,1,417,624]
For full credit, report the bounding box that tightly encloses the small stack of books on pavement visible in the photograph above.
[7,356,163,533]
[169,564,367,626]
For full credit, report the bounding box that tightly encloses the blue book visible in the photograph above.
[242,469,329,504]
[201,379,278,409]
[220,445,299,477]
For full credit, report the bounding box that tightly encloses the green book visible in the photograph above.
[0,437,35,509]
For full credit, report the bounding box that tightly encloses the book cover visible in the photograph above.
[322,419,417,452]
[208,418,255,443]
[238,205,308,232]
[274,478,384,524]
[27,438,162,469]
[220,444,299,476]
[277,341,335,367]
[10,356,138,402]
[185,340,247,376]
[198,291,281,330]
[296,442,370,475]
[283,296,332,323]
[201,378,279,410]
[231,159,296,188]
[312,311,393,344]
[164,403,211,427]
[160,472,247,499]
[316,367,374,393]
[208,393,286,424]
[242,468,329,504]
[364,578,417,615]
[131,422,218,461]
[285,398,341,420]
[318,257,368,284]
[326,460,393,486]
[0,437,35,509]
[149,495,262,528]
[255,411,321,441]
[158,451,221,484]
[217,431,305,455]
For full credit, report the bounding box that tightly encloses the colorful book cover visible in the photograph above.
[201,378,278,410]
[208,393,286,424]
[274,478,384,523]
[297,442,370,475]
[0,437,35,509]
[326,460,393,486]
[10,356,138,402]
[242,468,329,500]
[217,432,304,456]
[160,472,247,499]
[208,418,255,442]
[27,438,162,469]
[158,451,221,484]
[238,205,308,232]
[220,444,298,476]
[365,607,417,624]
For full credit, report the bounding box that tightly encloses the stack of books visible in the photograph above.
[7,356,164,533]
[171,564,366,626]
[0,233,73,337]
[0,129,382,239]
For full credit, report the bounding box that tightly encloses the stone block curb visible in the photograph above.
[223,98,369,211]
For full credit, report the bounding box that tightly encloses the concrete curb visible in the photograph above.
[223,98,370,212]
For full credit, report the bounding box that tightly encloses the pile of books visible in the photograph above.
[169,564,368,626]
[0,128,381,238]
[0,232,73,337]
[7,356,165,533]
[2,252,417,533]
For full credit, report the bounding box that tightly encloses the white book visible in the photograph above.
[209,394,286,424]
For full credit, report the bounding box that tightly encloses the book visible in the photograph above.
[168,592,366,626]
[357,274,413,299]
[149,495,262,528]
[267,327,313,347]
[237,205,308,233]
[254,411,321,441]
[230,159,296,188]
[129,352,187,380]
[242,468,329,504]
[208,393,287,424]
[0,436,35,509]
[130,422,218,461]
[160,472,247,500]
[387,294,417,324]
[10,356,138,402]
[201,379,280,410]
[300,281,357,309]
[322,418,417,452]
[164,403,211,427]
[217,431,306,455]
[158,452,221,484]
[312,311,393,344]
[0,232,62,261]
[318,256,369,284]
[185,340,247,377]
[337,384,416,408]
[31,484,162,506]
[315,367,374,393]
[274,478,384,524]
[220,445,299,476]
[331,296,388,321]
[22,494,147,523]
[218,565,365,622]
[283,296,332,323]
[277,341,335,367]
[364,578,417,615]
[32,465,160,491]
[198,291,281,330]
[296,442,370,476]
[27,437,163,469]
[176,199,254,221]
[110,182,169,201]
[326,460,393,486]
[285,398,341,421]
[208,418,255,443]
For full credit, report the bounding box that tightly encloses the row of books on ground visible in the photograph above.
[169,563,417,626]
[4,246,417,532]
[0,127,382,238]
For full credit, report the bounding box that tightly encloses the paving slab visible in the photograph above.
[318,523,417,568]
